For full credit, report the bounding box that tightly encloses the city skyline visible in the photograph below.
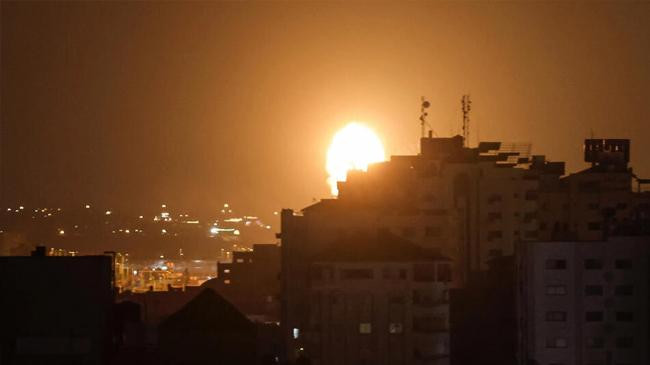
[3,1,650,219]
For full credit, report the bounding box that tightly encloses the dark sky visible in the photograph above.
[2,2,649,219]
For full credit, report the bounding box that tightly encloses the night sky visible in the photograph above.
[2,2,649,220]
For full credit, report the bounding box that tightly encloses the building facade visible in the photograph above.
[517,237,649,365]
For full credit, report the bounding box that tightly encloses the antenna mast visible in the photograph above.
[461,94,471,147]
[420,97,431,138]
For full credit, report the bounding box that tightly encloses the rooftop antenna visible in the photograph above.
[420,97,431,138]
[461,94,471,147]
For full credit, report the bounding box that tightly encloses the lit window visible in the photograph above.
[389,323,403,334]
[359,323,372,334]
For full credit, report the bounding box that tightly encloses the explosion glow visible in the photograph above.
[326,122,385,196]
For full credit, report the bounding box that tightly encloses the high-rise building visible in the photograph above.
[280,134,563,361]
[517,237,649,365]
[298,233,452,365]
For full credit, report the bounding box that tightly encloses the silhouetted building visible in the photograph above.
[517,237,649,365]
[537,139,650,242]
[280,134,557,361]
[0,249,114,365]
[203,243,280,320]
[288,232,452,365]
[450,255,516,365]
[157,288,257,365]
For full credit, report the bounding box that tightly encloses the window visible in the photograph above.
[546,311,567,322]
[584,259,603,270]
[342,269,373,279]
[585,311,603,322]
[586,337,605,349]
[399,269,407,280]
[588,222,602,231]
[546,337,568,348]
[616,337,634,348]
[488,212,502,221]
[585,285,603,296]
[546,285,567,296]
[616,312,634,322]
[359,323,372,334]
[437,263,452,282]
[389,323,403,334]
[425,226,442,237]
[546,259,567,270]
[487,231,503,241]
[615,259,632,270]
[615,285,634,296]
[402,227,415,237]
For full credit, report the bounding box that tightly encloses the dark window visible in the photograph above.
[545,259,567,270]
[437,263,452,282]
[584,259,603,270]
[585,285,603,296]
[616,337,634,348]
[545,337,568,348]
[616,312,634,322]
[546,285,567,296]
[585,311,604,322]
[525,190,538,200]
[615,259,632,270]
[546,311,567,322]
[487,230,503,241]
[615,285,634,296]
[402,227,415,237]
[413,264,436,282]
[425,226,442,237]
[586,337,605,349]
[341,269,373,280]
[488,212,502,221]
[588,222,602,231]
